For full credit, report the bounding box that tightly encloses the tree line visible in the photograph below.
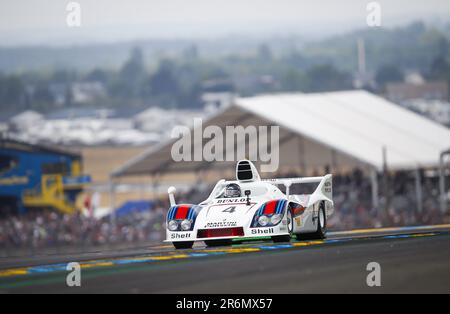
[1,22,450,113]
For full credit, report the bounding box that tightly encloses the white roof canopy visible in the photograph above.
[112,90,450,178]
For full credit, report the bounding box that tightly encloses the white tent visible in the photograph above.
[113,90,450,178]
[238,90,450,170]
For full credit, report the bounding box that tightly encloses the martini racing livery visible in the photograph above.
[166,160,333,249]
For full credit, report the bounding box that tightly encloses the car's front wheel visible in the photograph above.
[272,209,293,243]
[173,241,194,249]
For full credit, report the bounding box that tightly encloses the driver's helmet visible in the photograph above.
[225,183,241,198]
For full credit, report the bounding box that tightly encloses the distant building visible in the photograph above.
[45,107,113,120]
[0,139,90,215]
[0,115,9,134]
[6,106,207,147]
[232,75,279,94]
[10,110,43,131]
[133,107,203,137]
[201,78,234,93]
[353,72,375,90]
[71,81,106,104]
[402,99,450,127]
[386,81,449,102]
[201,92,236,110]
[404,72,425,85]
[48,83,68,106]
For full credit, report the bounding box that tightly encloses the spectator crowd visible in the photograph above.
[0,206,166,255]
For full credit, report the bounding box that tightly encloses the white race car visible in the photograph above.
[166,160,333,249]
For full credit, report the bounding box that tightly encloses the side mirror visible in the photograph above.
[245,190,251,205]
[168,186,177,206]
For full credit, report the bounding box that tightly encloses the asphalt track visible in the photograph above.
[1,224,450,294]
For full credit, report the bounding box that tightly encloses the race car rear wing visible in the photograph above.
[263,176,326,185]
[263,174,333,205]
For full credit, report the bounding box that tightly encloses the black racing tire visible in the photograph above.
[313,203,327,239]
[296,203,327,240]
[204,239,232,247]
[173,241,194,249]
[272,209,293,243]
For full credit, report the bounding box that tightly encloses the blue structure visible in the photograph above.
[0,138,91,215]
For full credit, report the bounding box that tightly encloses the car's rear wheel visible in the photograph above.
[204,239,232,247]
[313,203,327,239]
[173,241,194,249]
[296,203,327,240]
[272,209,293,243]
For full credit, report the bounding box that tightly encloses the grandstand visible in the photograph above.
[0,138,90,216]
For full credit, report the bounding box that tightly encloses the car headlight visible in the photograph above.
[180,219,192,231]
[258,215,270,227]
[168,220,179,231]
[271,214,282,225]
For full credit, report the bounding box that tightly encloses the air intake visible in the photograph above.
[236,160,260,182]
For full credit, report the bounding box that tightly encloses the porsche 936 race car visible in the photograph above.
[166,160,333,249]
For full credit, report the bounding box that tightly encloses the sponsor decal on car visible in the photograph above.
[171,232,192,239]
[251,228,275,235]
[205,221,238,228]
[216,198,248,204]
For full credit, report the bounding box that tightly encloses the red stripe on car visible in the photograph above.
[264,200,278,215]
[175,205,190,220]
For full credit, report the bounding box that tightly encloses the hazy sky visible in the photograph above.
[1,0,450,46]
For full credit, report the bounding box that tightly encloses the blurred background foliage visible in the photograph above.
[1,21,450,113]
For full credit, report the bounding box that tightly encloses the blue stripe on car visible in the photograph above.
[275,200,282,214]
[277,200,286,214]
[192,206,197,220]
[170,206,177,220]
[187,207,191,220]
[259,203,266,216]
